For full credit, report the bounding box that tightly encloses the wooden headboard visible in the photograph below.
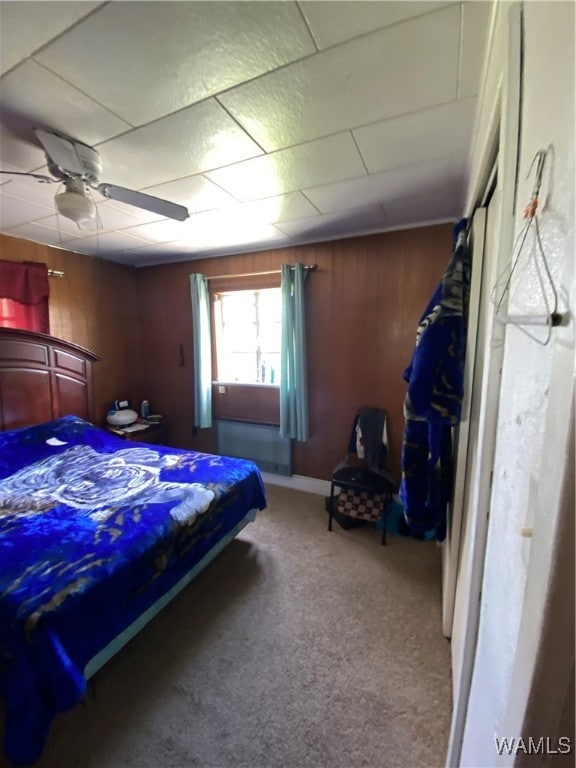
[0,328,100,431]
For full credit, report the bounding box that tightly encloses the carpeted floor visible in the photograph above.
[4,485,452,768]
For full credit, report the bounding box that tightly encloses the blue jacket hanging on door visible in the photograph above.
[400,222,470,541]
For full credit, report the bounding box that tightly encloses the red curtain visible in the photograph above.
[0,260,50,334]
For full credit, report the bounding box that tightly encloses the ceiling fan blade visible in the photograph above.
[36,129,102,182]
[97,183,189,222]
[35,128,84,176]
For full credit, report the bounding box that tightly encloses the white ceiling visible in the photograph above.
[0,1,491,267]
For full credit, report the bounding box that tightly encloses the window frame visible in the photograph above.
[209,273,281,388]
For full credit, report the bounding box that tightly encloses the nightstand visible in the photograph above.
[107,419,169,445]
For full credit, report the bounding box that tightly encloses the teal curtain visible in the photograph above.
[280,263,309,441]
[189,273,212,428]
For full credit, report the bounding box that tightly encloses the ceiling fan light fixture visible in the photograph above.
[55,188,97,224]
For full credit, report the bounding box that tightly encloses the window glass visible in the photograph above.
[214,287,281,384]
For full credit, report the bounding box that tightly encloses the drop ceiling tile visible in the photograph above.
[124,206,290,253]
[5,220,79,248]
[382,186,462,227]
[64,229,152,255]
[299,1,451,50]
[276,204,388,241]
[130,230,296,266]
[304,159,459,214]
[0,175,59,209]
[0,61,131,159]
[459,1,492,98]
[380,159,463,227]
[95,199,163,225]
[153,191,316,233]
[96,100,264,191]
[0,126,47,179]
[123,247,202,268]
[303,173,394,214]
[383,160,462,204]
[195,239,294,261]
[117,241,196,266]
[106,253,143,266]
[0,192,54,228]
[205,133,366,202]
[185,211,288,251]
[122,241,190,256]
[0,0,488,266]
[0,1,103,75]
[30,213,97,241]
[94,201,163,232]
[239,192,319,223]
[121,218,192,244]
[0,160,28,175]
[219,4,461,152]
[353,97,476,175]
[35,2,316,126]
[143,176,237,215]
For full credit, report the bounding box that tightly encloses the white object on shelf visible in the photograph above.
[120,423,150,433]
[107,408,138,426]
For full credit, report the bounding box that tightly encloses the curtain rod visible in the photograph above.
[48,263,319,280]
[17,261,65,278]
[206,264,318,281]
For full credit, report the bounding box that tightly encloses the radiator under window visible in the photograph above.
[216,419,292,476]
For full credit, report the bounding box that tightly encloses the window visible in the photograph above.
[213,287,281,384]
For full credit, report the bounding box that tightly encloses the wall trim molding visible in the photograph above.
[261,472,331,497]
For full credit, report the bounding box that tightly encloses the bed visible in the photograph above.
[0,329,267,765]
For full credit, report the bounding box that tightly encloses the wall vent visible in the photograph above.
[216,419,292,476]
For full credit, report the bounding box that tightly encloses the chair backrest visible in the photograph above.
[347,407,389,472]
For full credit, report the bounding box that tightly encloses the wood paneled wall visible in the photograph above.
[0,234,142,422]
[1,225,452,480]
[135,224,452,480]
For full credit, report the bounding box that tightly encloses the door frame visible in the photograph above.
[444,3,523,765]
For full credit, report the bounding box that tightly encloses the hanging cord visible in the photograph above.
[491,148,561,345]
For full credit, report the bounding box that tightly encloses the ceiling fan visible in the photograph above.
[2,128,190,228]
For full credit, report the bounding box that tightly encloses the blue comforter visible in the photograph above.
[0,416,266,765]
